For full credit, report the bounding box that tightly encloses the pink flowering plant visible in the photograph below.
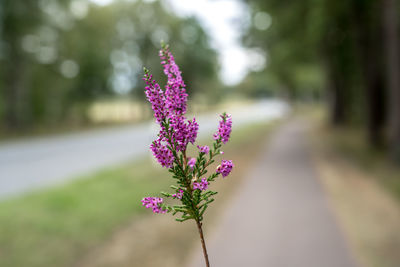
[141,44,233,267]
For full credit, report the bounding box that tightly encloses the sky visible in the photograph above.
[165,0,254,85]
[89,0,263,85]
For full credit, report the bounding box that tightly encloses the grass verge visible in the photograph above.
[0,119,279,267]
[309,110,400,267]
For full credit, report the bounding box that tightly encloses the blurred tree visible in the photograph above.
[0,0,220,130]
[60,3,115,123]
[350,0,386,147]
[109,1,221,111]
[242,0,322,101]
[242,0,400,153]
[383,0,400,160]
[0,0,43,128]
[239,71,279,98]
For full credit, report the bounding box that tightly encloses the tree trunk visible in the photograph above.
[383,0,400,161]
[366,72,385,148]
[326,62,347,126]
[352,1,386,148]
[4,50,29,129]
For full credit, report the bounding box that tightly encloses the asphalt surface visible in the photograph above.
[188,119,359,267]
[0,100,288,199]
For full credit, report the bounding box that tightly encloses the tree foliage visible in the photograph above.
[0,0,220,129]
[242,0,400,159]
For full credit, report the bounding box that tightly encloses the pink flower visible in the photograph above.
[188,158,196,169]
[160,45,188,116]
[144,47,206,167]
[141,197,167,214]
[169,115,189,151]
[187,117,199,144]
[150,138,174,168]
[193,178,209,191]
[142,45,235,218]
[197,145,210,154]
[143,70,168,124]
[216,160,234,177]
[214,113,232,144]
[172,189,184,199]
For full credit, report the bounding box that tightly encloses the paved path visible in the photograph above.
[0,100,288,199]
[189,119,359,267]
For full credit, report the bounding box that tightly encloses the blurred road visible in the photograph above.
[0,99,288,199]
[188,119,359,267]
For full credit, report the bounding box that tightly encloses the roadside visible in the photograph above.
[77,120,279,267]
[0,99,287,199]
[310,113,400,267]
[0,120,279,267]
[0,98,255,142]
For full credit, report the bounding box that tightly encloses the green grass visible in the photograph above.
[310,111,400,267]
[318,125,400,202]
[0,120,279,267]
[0,159,172,267]
[299,103,400,201]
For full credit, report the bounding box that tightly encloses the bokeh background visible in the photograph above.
[0,0,400,266]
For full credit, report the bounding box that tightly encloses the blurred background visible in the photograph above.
[0,0,400,266]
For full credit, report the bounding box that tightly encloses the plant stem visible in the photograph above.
[195,220,210,267]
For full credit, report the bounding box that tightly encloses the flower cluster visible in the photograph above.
[144,45,199,164]
[142,44,234,222]
[160,44,188,115]
[193,178,209,191]
[142,45,235,266]
[172,189,184,199]
[150,139,174,168]
[141,197,167,214]
[187,118,199,144]
[168,115,199,152]
[188,158,196,169]
[214,113,232,144]
[216,160,234,177]
[144,71,167,124]
[198,145,210,154]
